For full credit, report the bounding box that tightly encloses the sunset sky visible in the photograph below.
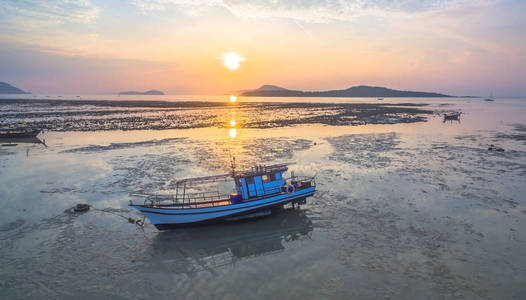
[1,0,525,96]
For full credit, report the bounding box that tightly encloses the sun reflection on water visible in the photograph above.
[228,110,238,139]
[229,128,237,138]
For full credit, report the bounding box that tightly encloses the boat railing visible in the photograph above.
[287,176,316,187]
[178,191,227,205]
[133,190,232,208]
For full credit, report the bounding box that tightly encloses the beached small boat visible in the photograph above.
[443,112,462,122]
[0,129,41,139]
[130,162,316,229]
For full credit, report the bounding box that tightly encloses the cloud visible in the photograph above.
[0,0,99,24]
[132,0,495,23]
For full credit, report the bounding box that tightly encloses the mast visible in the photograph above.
[230,156,237,178]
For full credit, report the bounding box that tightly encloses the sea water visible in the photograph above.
[0,97,525,299]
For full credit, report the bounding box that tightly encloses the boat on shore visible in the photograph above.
[0,129,41,139]
[0,129,45,145]
[443,112,462,122]
[130,162,316,229]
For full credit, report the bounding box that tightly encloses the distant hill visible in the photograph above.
[239,85,451,98]
[255,85,289,92]
[0,82,30,94]
[119,90,164,95]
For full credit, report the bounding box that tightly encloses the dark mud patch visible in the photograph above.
[40,187,83,194]
[393,142,526,210]
[0,219,25,233]
[62,137,187,153]
[0,211,147,299]
[325,132,400,168]
[454,134,480,142]
[77,137,313,195]
[191,137,313,171]
[311,189,488,298]
[495,124,526,143]
[1,99,434,132]
[103,153,191,193]
[324,131,526,212]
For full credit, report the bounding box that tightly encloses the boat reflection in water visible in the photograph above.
[145,208,313,274]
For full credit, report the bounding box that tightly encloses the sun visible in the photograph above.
[223,52,245,70]
[229,95,237,102]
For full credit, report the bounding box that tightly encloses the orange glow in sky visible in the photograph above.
[1,1,525,96]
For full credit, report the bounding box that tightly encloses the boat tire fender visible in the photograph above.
[286,184,295,195]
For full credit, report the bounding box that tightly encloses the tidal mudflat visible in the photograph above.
[0,99,433,132]
[1,97,525,299]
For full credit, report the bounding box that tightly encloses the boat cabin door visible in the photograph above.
[242,176,257,198]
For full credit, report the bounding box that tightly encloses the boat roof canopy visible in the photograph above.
[175,173,231,185]
[235,163,290,178]
[174,163,291,186]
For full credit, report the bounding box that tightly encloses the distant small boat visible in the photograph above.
[377,98,384,100]
[443,112,462,122]
[484,91,495,101]
[130,162,316,229]
[0,129,41,139]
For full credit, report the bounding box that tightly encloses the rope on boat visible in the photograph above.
[70,203,145,227]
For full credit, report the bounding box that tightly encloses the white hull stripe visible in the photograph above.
[134,189,315,216]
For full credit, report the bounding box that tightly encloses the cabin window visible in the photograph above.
[262,174,269,182]
[269,173,276,181]
[246,177,254,184]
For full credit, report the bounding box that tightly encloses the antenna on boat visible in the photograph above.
[230,155,236,178]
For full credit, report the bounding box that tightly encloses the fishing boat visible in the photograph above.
[443,112,462,123]
[129,161,316,229]
[0,129,41,139]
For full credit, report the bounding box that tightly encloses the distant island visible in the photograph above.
[239,85,451,98]
[119,90,164,95]
[0,82,30,94]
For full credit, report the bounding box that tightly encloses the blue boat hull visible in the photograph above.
[131,187,315,229]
